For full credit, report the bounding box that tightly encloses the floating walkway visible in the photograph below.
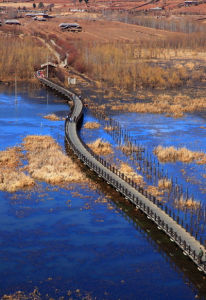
[39,77,206,274]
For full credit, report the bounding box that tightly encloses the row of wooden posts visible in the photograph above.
[89,105,206,247]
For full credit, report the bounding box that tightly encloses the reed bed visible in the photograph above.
[119,144,142,156]
[0,146,22,168]
[119,162,144,186]
[147,185,163,198]
[1,288,41,300]
[0,35,47,81]
[82,40,206,91]
[43,114,61,121]
[0,147,34,192]
[23,135,87,184]
[146,179,172,198]
[174,196,200,210]
[154,145,206,164]
[158,179,172,190]
[84,122,100,129]
[87,138,113,155]
[104,125,114,131]
[111,94,206,117]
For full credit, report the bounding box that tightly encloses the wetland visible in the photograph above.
[0,83,206,299]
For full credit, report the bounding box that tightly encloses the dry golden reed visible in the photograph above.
[0,147,34,192]
[104,125,114,131]
[82,41,205,91]
[119,144,142,156]
[158,179,172,190]
[147,185,163,197]
[146,179,172,198]
[174,196,200,210]
[87,138,113,155]
[84,122,100,129]
[119,162,144,186]
[0,35,47,81]
[111,94,206,117]
[43,114,61,121]
[154,145,206,164]
[23,135,86,184]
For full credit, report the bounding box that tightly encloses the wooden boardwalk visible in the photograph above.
[39,77,206,274]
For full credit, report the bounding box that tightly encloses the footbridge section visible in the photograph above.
[39,77,206,274]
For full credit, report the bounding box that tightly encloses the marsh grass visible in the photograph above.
[158,179,172,190]
[154,145,206,164]
[119,144,143,156]
[111,94,206,117]
[82,40,206,91]
[87,138,113,155]
[0,147,34,192]
[43,114,61,121]
[1,289,41,300]
[84,122,100,129]
[119,162,144,186]
[147,185,163,198]
[175,196,200,210]
[23,135,87,184]
[104,125,114,131]
[0,35,47,81]
[146,179,172,199]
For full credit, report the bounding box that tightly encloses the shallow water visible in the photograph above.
[0,86,205,299]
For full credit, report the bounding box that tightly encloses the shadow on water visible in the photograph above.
[65,139,206,299]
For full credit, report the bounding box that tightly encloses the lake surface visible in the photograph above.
[0,85,205,299]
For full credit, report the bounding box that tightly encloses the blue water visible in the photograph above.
[0,86,203,299]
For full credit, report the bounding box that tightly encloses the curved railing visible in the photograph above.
[39,76,206,274]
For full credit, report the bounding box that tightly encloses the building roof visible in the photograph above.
[5,19,21,25]
[40,62,57,69]
[59,22,80,27]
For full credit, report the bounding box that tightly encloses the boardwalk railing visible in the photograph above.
[38,76,206,274]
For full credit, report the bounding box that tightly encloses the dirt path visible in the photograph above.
[37,37,62,64]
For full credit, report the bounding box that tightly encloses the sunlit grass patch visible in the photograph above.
[174,196,200,210]
[43,114,61,121]
[87,138,113,155]
[119,162,144,186]
[84,122,100,129]
[0,170,35,193]
[0,146,23,168]
[104,125,114,131]
[158,179,172,190]
[0,146,34,192]
[154,145,206,164]
[23,135,87,184]
[147,185,164,198]
[110,93,206,118]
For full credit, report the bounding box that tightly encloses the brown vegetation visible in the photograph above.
[43,114,61,121]
[0,36,47,81]
[1,288,41,300]
[87,138,113,155]
[158,179,172,190]
[0,147,35,192]
[23,135,87,184]
[147,179,172,198]
[119,162,144,186]
[147,185,163,198]
[111,94,206,117]
[154,145,206,164]
[104,125,114,131]
[0,134,89,192]
[82,39,206,91]
[84,121,100,129]
[174,196,200,210]
[119,144,143,156]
